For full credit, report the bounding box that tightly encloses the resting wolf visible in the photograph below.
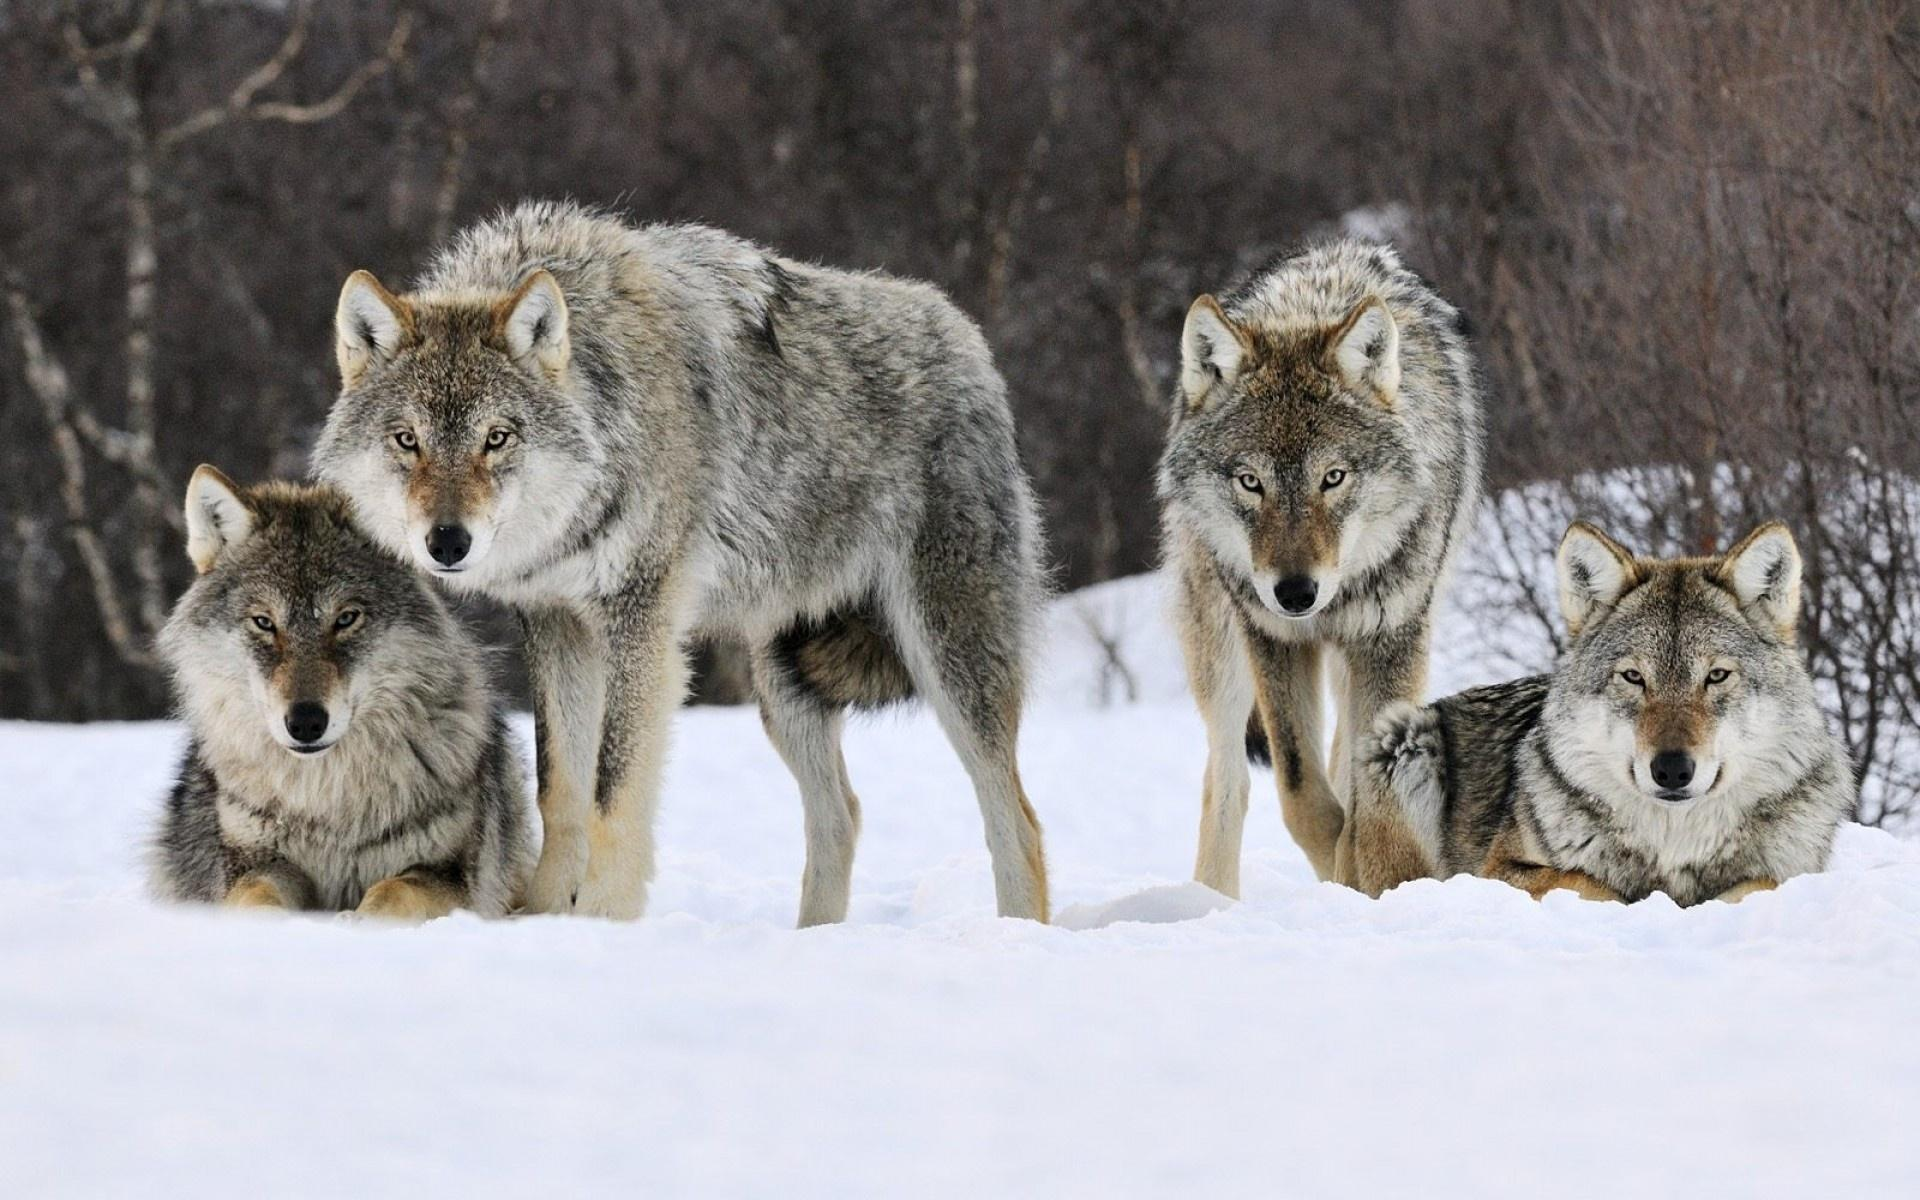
[314,201,1049,923]
[150,468,531,919]
[1158,240,1482,896]
[1366,521,1854,905]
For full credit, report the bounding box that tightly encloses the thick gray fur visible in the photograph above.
[313,201,1051,923]
[150,480,532,915]
[1369,551,1855,905]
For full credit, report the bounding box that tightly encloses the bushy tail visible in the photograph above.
[774,606,917,711]
[1363,701,1449,872]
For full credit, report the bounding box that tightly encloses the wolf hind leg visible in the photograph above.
[886,573,1048,923]
[752,643,862,927]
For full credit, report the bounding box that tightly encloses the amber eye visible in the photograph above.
[1706,668,1731,685]
[1322,468,1348,490]
[1620,669,1645,687]
[334,609,361,632]
[393,430,419,452]
[484,428,512,451]
[250,614,275,633]
[1235,471,1263,494]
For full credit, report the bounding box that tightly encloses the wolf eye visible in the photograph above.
[1620,669,1645,687]
[250,614,275,633]
[393,430,419,453]
[1706,668,1731,685]
[1234,471,1263,494]
[1321,468,1348,490]
[484,428,512,452]
[333,609,361,632]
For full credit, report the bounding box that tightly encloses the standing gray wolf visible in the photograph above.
[313,201,1049,924]
[150,467,532,919]
[1158,240,1482,897]
[1366,521,1854,904]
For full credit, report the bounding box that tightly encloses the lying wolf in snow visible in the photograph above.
[1366,520,1853,905]
[150,467,531,919]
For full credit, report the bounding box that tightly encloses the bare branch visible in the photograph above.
[156,5,414,150]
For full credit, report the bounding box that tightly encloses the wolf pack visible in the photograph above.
[148,201,1855,922]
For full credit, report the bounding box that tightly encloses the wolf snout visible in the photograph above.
[284,701,331,748]
[1273,575,1319,615]
[1649,749,1695,795]
[426,523,472,568]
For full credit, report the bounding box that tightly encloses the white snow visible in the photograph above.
[4,572,1918,1197]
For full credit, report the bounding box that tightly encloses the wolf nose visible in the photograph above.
[426,524,471,567]
[1650,750,1695,791]
[1274,576,1319,614]
[285,702,330,745]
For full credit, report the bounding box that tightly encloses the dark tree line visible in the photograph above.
[3,1,1915,820]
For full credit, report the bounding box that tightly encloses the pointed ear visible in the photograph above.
[1327,296,1401,405]
[1718,521,1802,640]
[1556,521,1640,637]
[494,270,570,375]
[184,465,254,574]
[1179,294,1252,412]
[335,270,412,387]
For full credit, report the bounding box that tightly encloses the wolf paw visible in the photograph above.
[524,828,588,914]
[571,864,647,921]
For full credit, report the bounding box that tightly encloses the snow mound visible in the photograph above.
[1053,881,1233,930]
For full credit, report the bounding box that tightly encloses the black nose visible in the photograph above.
[1274,576,1319,614]
[426,523,471,567]
[285,701,330,745]
[1650,750,1695,791]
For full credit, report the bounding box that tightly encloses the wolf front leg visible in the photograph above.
[356,865,467,923]
[221,858,317,911]
[1338,622,1435,895]
[1244,631,1344,882]
[571,578,688,921]
[1174,565,1258,897]
[520,606,609,914]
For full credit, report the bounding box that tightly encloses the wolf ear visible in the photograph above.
[335,270,411,387]
[1718,521,1802,641]
[184,465,254,574]
[1179,294,1251,412]
[495,270,570,375]
[1328,296,1400,405]
[1556,521,1639,637]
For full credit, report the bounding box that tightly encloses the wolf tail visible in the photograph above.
[773,606,918,711]
[1363,701,1449,872]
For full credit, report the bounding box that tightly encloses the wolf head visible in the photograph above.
[1547,519,1817,806]
[311,269,600,585]
[159,467,458,758]
[1158,288,1423,620]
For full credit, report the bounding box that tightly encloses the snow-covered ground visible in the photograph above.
[5,573,1919,1197]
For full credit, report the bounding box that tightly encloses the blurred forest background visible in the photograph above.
[2,1,1916,822]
